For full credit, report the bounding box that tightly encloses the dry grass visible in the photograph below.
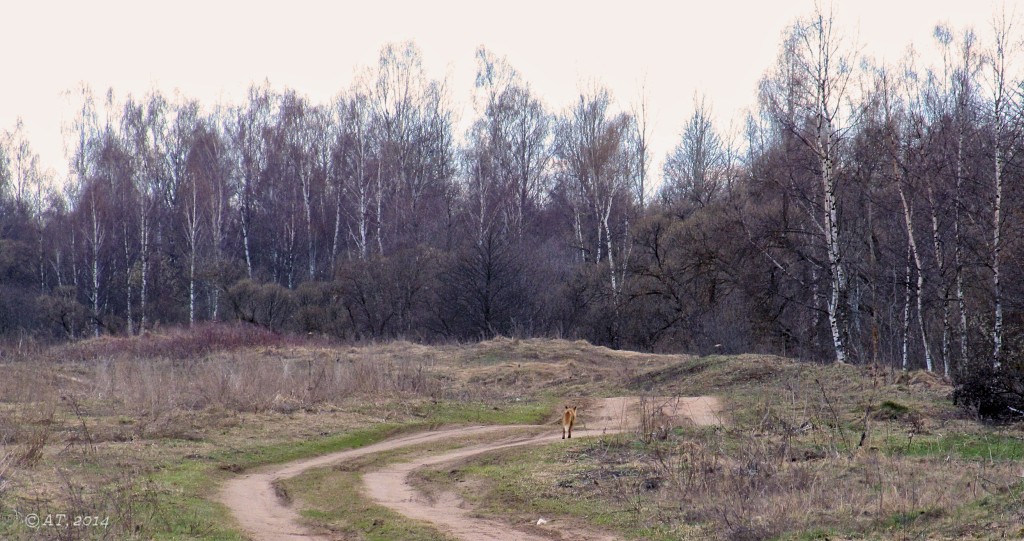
[0,328,634,539]
[410,354,1024,541]
[0,326,474,539]
[608,432,1022,540]
[2,328,1021,540]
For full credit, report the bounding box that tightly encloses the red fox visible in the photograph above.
[562,405,577,439]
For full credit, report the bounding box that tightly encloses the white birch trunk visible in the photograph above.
[953,118,969,369]
[186,178,200,327]
[902,246,912,371]
[926,187,949,375]
[123,224,134,335]
[241,203,253,279]
[602,204,617,296]
[304,178,314,280]
[821,149,846,364]
[376,160,385,256]
[897,182,933,371]
[993,140,1003,368]
[209,170,225,321]
[139,203,149,331]
[90,195,102,337]
[573,207,585,263]
[332,179,343,266]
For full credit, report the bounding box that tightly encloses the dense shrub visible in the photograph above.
[953,357,1024,420]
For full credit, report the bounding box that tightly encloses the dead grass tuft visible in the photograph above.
[55,322,302,362]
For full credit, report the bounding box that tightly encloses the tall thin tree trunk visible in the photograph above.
[926,186,949,375]
[139,206,149,331]
[954,117,969,369]
[241,206,253,279]
[376,160,385,256]
[902,246,912,371]
[90,196,101,337]
[897,179,933,371]
[189,251,196,327]
[37,223,45,293]
[602,205,617,296]
[303,170,315,280]
[992,140,1003,368]
[332,180,342,266]
[188,180,199,327]
[989,18,1010,370]
[123,224,134,335]
[821,149,847,364]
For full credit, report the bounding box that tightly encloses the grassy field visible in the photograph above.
[0,325,1021,540]
[411,355,1024,540]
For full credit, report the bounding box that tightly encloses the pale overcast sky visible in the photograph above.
[0,1,1000,187]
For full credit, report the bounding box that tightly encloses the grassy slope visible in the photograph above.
[0,335,570,540]
[1,333,1022,540]
[412,352,1024,540]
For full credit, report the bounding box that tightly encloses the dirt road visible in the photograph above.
[220,396,722,541]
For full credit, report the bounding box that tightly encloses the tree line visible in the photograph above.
[1,8,1023,381]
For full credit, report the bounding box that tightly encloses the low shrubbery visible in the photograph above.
[953,358,1024,421]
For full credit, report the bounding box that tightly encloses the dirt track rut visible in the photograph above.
[220,396,722,541]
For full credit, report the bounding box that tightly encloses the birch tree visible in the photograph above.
[874,62,936,372]
[983,10,1018,369]
[762,6,859,363]
[364,42,455,253]
[334,91,375,262]
[936,25,982,370]
[661,95,728,210]
[554,87,636,344]
[121,92,168,332]
[228,85,272,279]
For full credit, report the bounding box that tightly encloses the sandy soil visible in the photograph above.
[220,396,722,541]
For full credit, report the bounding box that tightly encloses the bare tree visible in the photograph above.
[4,119,52,292]
[207,106,233,320]
[334,91,375,262]
[936,25,982,370]
[761,6,859,363]
[65,85,106,336]
[364,42,455,254]
[228,85,272,279]
[661,95,728,210]
[631,86,652,210]
[555,86,637,344]
[121,92,168,332]
[983,9,1019,369]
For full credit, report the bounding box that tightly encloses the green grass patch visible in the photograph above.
[882,507,944,529]
[145,462,245,540]
[417,437,695,541]
[778,528,846,541]
[877,400,912,418]
[284,464,455,540]
[213,422,409,471]
[211,399,551,473]
[895,433,1024,461]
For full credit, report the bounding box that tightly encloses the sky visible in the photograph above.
[0,1,1001,188]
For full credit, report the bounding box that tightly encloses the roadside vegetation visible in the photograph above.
[0,326,570,540]
[412,355,1024,540]
[1,326,1022,540]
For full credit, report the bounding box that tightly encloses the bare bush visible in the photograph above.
[57,322,297,362]
[75,345,442,423]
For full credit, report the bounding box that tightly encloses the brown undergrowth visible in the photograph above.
[416,356,1024,540]
[0,328,677,539]
[1,328,1021,540]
